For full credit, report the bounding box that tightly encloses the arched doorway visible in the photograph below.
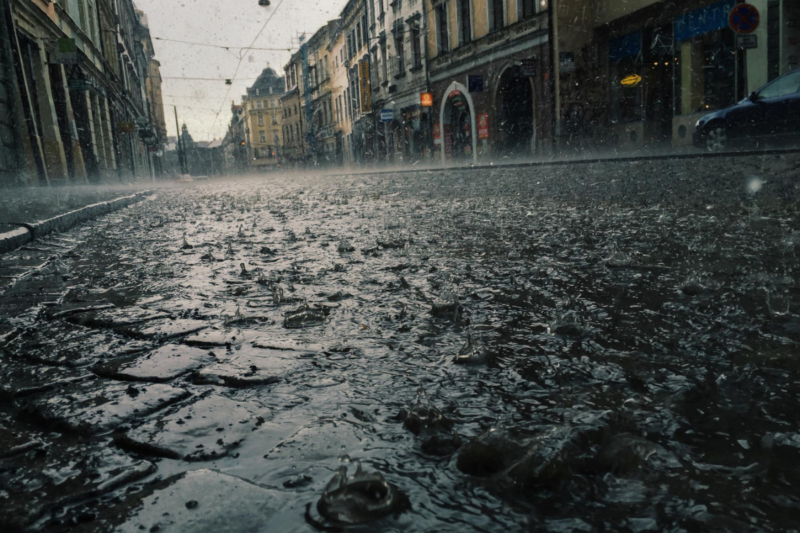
[495,65,534,156]
[439,82,477,165]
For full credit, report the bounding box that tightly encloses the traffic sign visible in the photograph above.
[380,109,394,123]
[729,3,760,35]
[621,74,642,87]
[737,34,758,49]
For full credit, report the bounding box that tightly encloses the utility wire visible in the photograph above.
[205,0,287,141]
[162,77,259,81]
[154,36,292,52]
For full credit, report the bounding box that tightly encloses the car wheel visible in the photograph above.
[705,125,727,153]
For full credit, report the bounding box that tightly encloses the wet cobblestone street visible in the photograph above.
[2,156,800,532]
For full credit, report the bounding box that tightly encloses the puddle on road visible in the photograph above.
[1,169,800,531]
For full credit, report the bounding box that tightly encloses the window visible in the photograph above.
[490,0,504,32]
[519,0,536,19]
[274,132,279,146]
[758,72,800,99]
[362,14,369,45]
[357,22,363,50]
[394,27,405,75]
[380,37,388,82]
[674,28,739,115]
[272,115,278,125]
[260,131,266,142]
[436,4,448,54]
[257,101,263,109]
[348,31,354,58]
[258,114,264,126]
[412,27,422,68]
[458,0,471,46]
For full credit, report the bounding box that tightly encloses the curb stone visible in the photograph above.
[0,190,154,255]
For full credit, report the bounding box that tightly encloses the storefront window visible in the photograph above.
[609,31,642,124]
[673,0,740,115]
[674,29,737,115]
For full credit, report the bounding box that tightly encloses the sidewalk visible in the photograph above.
[0,184,151,224]
[0,184,155,255]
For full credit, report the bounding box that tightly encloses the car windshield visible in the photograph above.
[2,1,800,532]
[758,71,800,98]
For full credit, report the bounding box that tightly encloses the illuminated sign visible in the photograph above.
[621,74,642,87]
[420,92,433,107]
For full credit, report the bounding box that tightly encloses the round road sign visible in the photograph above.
[729,3,760,35]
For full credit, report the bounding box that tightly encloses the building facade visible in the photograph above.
[281,55,306,166]
[425,0,554,164]
[1,0,164,186]
[242,67,285,172]
[340,0,373,164]
[371,0,432,164]
[555,0,800,151]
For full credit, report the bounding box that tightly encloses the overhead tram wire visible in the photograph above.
[162,77,259,81]
[154,37,291,53]
[204,0,287,141]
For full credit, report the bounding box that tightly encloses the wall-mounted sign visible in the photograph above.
[358,61,371,113]
[521,59,536,77]
[448,90,467,108]
[736,34,758,49]
[53,38,79,65]
[443,124,453,159]
[478,114,489,139]
[621,74,642,87]
[468,75,484,93]
[68,79,94,92]
[420,92,433,107]
[559,52,575,73]
[380,109,394,123]
[118,121,135,133]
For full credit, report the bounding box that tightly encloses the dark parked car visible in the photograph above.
[694,69,800,152]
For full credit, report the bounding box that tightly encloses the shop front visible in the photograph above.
[672,0,744,147]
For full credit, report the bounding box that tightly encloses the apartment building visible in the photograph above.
[425,0,554,164]
[242,67,284,172]
[371,0,432,164]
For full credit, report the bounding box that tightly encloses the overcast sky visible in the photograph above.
[134,0,348,141]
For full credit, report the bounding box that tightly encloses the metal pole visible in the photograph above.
[173,105,186,174]
[548,0,559,154]
[422,0,432,161]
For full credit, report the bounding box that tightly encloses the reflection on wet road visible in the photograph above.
[1,161,800,532]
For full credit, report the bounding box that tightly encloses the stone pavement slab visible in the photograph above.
[93,344,216,383]
[0,436,154,531]
[113,469,298,533]
[121,318,208,340]
[183,327,262,347]
[4,322,152,367]
[194,346,306,388]
[0,354,89,399]
[24,378,191,435]
[119,395,267,461]
[66,306,171,329]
